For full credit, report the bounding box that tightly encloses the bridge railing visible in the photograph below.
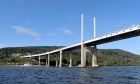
[95,24,140,40]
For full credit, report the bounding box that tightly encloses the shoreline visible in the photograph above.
[0,65,140,67]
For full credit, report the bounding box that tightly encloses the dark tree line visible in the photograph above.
[0,46,140,66]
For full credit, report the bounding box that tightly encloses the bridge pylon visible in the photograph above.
[78,14,86,67]
[92,17,98,67]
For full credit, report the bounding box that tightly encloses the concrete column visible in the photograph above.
[56,60,58,67]
[48,54,50,67]
[39,56,41,66]
[29,55,31,59]
[84,48,86,66]
[78,14,86,67]
[69,54,72,67]
[46,59,47,66]
[92,45,98,67]
[29,55,32,64]
[80,43,85,67]
[83,46,91,67]
[69,58,72,67]
[59,50,62,67]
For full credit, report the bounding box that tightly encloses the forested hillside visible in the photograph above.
[0,46,140,66]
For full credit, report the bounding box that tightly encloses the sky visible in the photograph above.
[0,0,140,54]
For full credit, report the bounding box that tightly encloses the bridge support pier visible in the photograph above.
[92,45,98,67]
[78,45,86,67]
[39,56,41,66]
[59,50,62,67]
[46,59,47,66]
[48,54,50,67]
[69,54,72,67]
[56,60,58,67]
[78,46,90,67]
[79,45,98,67]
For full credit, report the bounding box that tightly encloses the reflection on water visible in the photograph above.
[0,66,140,84]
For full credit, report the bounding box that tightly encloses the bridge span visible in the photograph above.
[23,14,140,67]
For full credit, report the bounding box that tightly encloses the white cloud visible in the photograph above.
[59,28,74,36]
[13,26,41,37]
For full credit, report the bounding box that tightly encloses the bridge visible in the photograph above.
[23,14,140,67]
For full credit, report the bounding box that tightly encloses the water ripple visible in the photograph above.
[0,66,140,84]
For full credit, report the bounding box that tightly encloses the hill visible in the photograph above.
[0,46,140,66]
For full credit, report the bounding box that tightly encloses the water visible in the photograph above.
[0,66,140,84]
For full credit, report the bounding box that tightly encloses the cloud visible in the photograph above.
[13,26,41,37]
[59,28,74,36]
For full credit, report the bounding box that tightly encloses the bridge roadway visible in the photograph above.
[24,24,140,58]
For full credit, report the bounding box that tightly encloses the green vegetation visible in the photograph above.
[0,46,140,66]
[97,49,140,66]
[0,46,62,65]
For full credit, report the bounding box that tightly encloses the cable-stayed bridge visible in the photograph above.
[23,14,140,67]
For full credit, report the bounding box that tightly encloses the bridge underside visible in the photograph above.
[85,28,140,46]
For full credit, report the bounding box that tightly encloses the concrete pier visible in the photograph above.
[46,59,47,66]
[69,58,72,67]
[39,56,41,65]
[56,60,58,67]
[92,45,98,67]
[69,54,72,67]
[59,50,62,67]
[48,54,50,67]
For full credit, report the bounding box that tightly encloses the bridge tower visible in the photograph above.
[78,14,86,67]
[92,17,98,67]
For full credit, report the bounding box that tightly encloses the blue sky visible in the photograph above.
[0,0,140,54]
